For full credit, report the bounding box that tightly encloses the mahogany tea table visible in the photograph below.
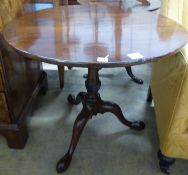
[1,4,188,173]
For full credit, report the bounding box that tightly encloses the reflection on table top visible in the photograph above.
[2,4,188,67]
[79,0,161,11]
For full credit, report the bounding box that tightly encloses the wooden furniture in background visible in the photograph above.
[0,0,48,149]
[0,36,48,149]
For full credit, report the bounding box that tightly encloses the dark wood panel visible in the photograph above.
[0,51,4,91]
[0,1,49,148]
[0,93,10,123]
[0,71,4,91]
[0,35,48,148]
[0,37,43,122]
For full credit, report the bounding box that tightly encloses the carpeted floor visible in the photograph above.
[0,64,187,175]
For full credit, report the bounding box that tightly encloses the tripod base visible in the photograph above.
[56,68,145,173]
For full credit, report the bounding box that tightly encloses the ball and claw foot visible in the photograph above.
[130,121,145,131]
[56,153,72,173]
[68,94,77,104]
[67,66,72,70]
[125,67,143,84]
[67,92,86,105]
[158,150,176,175]
[131,77,144,84]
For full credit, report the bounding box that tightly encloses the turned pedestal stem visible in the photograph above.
[56,68,145,173]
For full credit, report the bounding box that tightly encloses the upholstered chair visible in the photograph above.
[149,0,188,173]
[0,0,24,30]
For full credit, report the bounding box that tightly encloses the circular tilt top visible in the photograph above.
[2,4,188,67]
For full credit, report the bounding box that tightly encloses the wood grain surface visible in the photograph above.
[2,4,188,67]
